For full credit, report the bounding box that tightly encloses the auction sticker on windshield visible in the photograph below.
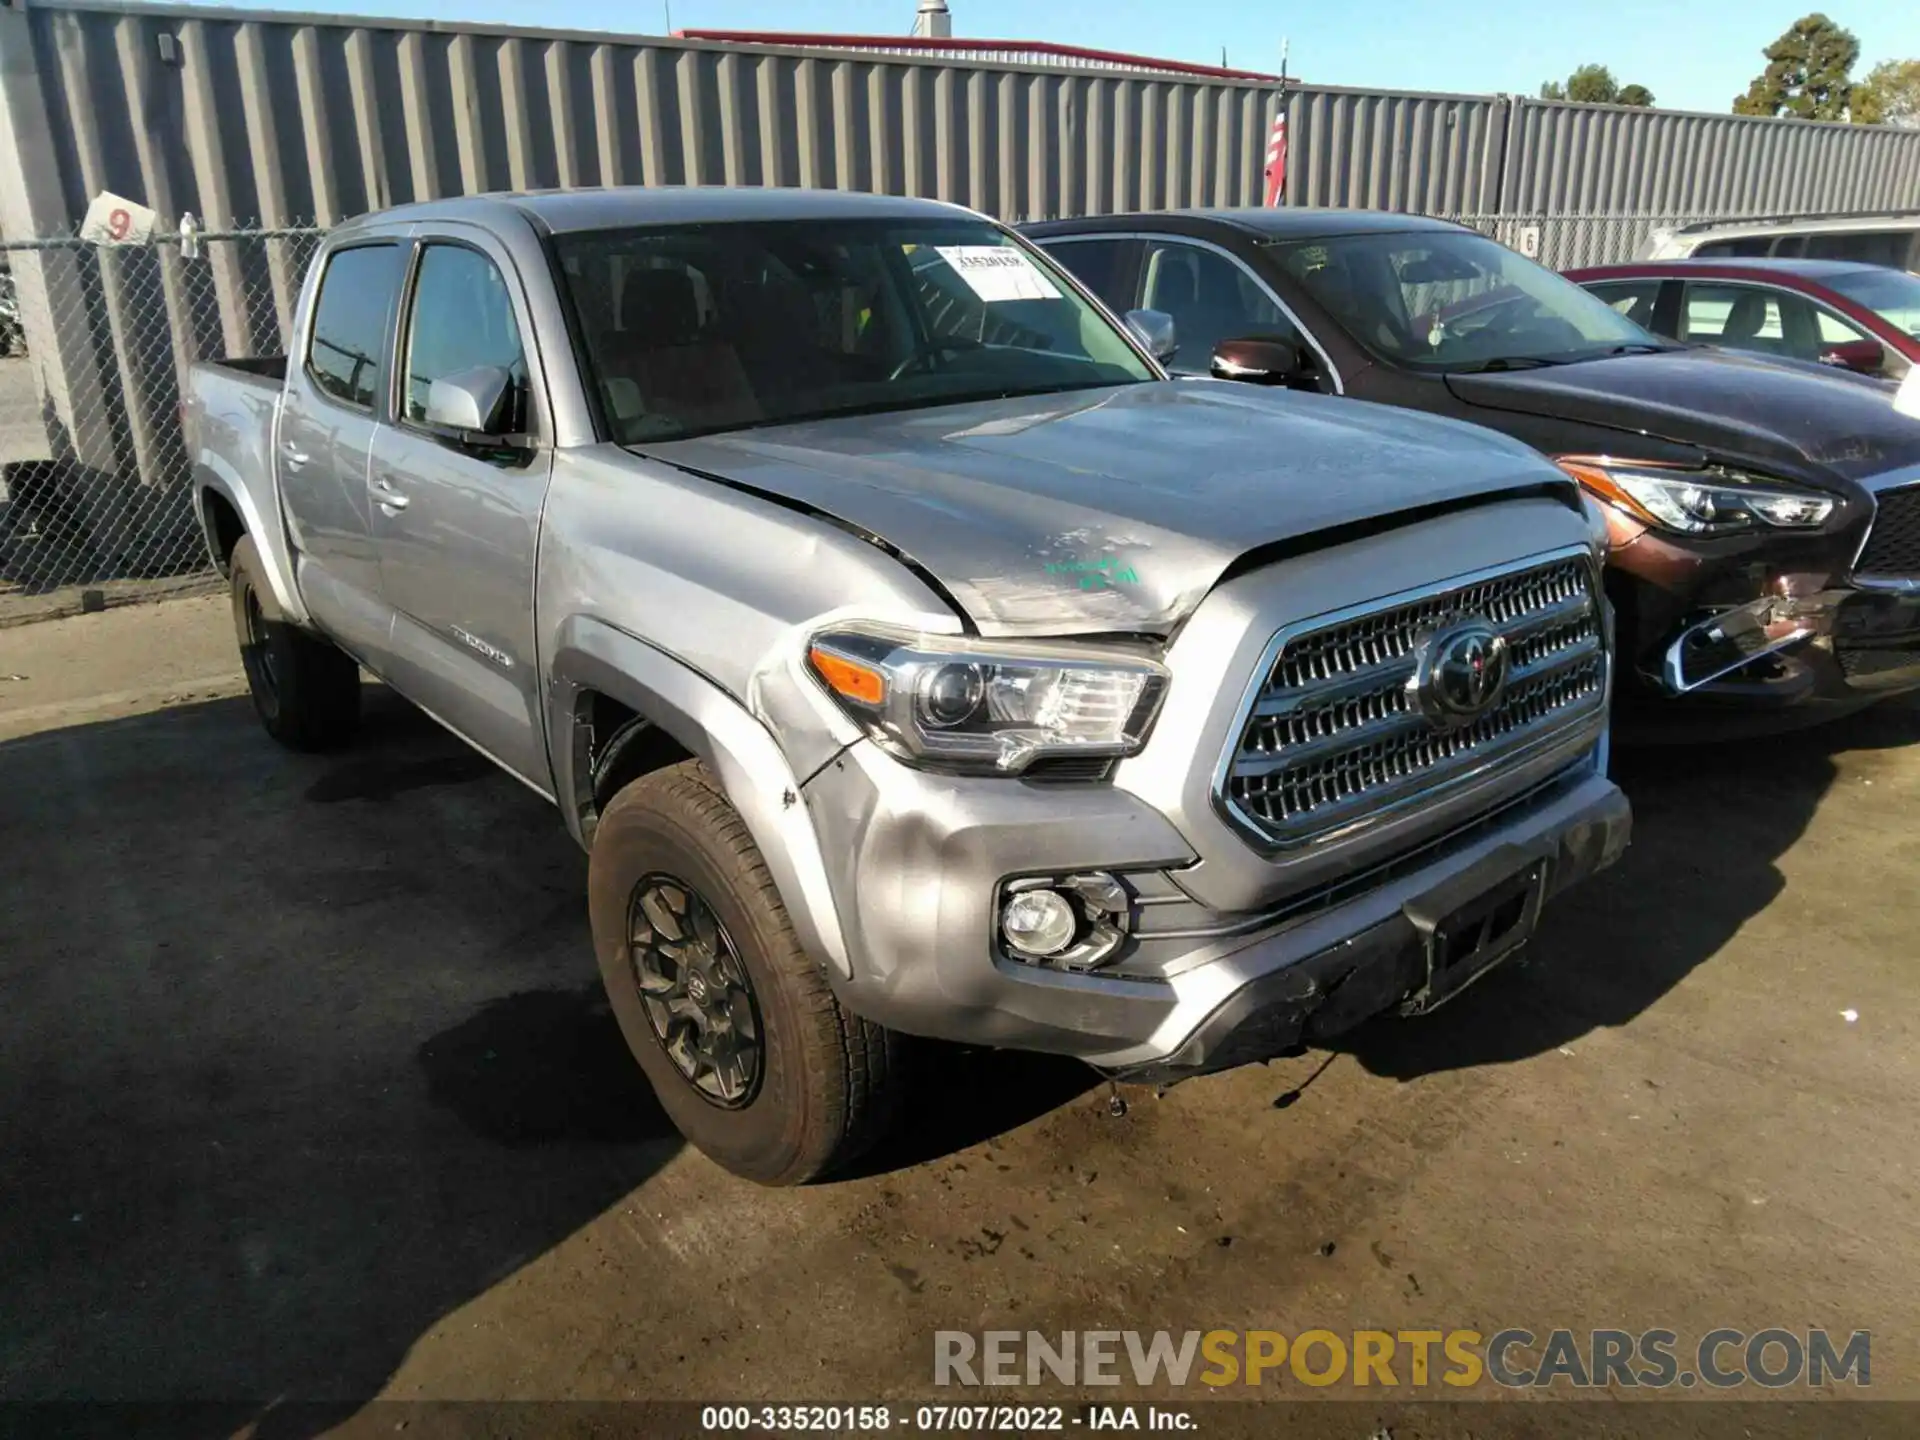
[936,246,1061,302]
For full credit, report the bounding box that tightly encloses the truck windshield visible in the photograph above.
[552,218,1155,443]
[1268,229,1667,372]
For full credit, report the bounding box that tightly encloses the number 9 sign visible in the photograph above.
[80,191,158,247]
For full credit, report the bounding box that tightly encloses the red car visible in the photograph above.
[1566,258,1919,382]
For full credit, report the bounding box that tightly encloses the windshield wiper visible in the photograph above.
[1604,342,1671,355]
[1453,356,1563,373]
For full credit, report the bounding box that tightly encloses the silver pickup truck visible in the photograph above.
[187,188,1629,1185]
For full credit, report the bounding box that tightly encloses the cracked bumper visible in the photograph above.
[1106,771,1630,1081]
[803,734,1628,1074]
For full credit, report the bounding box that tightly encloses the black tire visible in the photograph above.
[229,533,360,751]
[588,760,903,1185]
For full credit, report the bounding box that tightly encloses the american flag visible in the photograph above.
[1263,104,1288,207]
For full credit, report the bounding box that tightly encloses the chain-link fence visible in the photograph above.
[0,226,325,625]
[1448,213,1733,271]
[0,208,1770,628]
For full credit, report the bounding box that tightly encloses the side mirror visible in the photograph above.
[1124,308,1179,365]
[424,364,514,434]
[1818,338,1885,376]
[1211,337,1318,390]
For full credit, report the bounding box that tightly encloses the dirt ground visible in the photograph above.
[2,596,1917,1437]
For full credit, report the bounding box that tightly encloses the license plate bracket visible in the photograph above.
[1400,859,1546,1015]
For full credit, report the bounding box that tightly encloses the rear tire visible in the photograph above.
[588,760,903,1185]
[229,533,360,751]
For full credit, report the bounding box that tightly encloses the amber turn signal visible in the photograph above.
[1555,458,1639,515]
[808,645,887,706]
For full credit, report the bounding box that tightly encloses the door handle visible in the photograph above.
[280,440,309,471]
[373,474,410,512]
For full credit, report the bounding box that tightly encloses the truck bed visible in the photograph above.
[186,353,301,615]
[202,354,288,384]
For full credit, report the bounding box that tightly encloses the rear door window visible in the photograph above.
[1680,283,1789,353]
[1138,240,1296,374]
[1693,237,1772,258]
[1034,238,1139,313]
[1801,230,1912,267]
[306,244,404,411]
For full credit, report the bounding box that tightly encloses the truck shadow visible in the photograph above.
[0,686,1095,1423]
[850,1042,1098,1179]
[1330,695,1920,1080]
[0,691,680,1423]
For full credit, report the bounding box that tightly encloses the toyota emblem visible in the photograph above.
[1413,619,1511,730]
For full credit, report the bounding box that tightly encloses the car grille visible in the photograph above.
[1857,485,1920,577]
[1220,552,1608,850]
[1838,647,1920,682]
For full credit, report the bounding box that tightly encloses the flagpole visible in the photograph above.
[1265,38,1291,208]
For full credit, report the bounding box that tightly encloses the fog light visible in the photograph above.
[1001,888,1077,957]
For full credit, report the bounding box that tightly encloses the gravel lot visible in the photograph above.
[1,596,1915,1437]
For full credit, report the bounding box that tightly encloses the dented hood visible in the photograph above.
[1446,346,1920,484]
[637,381,1573,637]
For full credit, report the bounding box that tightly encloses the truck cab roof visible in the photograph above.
[332,186,979,237]
[1025,208,1472,243]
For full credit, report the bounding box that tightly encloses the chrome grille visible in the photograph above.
[1221,552,1608,850]
[1857,484,1920,578]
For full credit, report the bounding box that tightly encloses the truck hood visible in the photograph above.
[636,381,1571,637]
[1445,347,1920,486]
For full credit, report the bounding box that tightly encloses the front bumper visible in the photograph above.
[1609,532,1920,735]
[802,739,1629,1074]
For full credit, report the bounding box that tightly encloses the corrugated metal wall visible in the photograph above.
[2,2,1916,241]
[0,0,1279,234]
[1502,97,1920,215]
[1283,87,1506,214]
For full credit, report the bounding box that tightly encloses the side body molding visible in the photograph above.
[546,614,853,980]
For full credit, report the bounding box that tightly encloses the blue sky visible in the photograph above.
[228,0,1920,114]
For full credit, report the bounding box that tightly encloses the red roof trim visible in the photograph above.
[674,31,1281,82]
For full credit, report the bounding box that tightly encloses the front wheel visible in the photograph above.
[229,534,360,751]
[588,760,903,1184]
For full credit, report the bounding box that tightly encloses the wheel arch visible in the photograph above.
[193,456,309,625]
[548,614,853,980]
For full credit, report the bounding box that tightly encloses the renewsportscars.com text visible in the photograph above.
[933,1328,1871,1390]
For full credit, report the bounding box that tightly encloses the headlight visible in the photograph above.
[806,627,1168,775]
[1556,458,1834,536]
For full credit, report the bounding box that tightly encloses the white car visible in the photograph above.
[1644,212,1920,273]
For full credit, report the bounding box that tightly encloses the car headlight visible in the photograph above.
[1556,458,1834,536]
[806,627,1168,775]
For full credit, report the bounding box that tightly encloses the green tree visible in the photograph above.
[1733,13,1860,120]
[1852,59,1920,126]
[1538,64,1655,106]
[1565,63,1619,103]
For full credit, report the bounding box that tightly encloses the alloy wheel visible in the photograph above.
[627,872,764,1108]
